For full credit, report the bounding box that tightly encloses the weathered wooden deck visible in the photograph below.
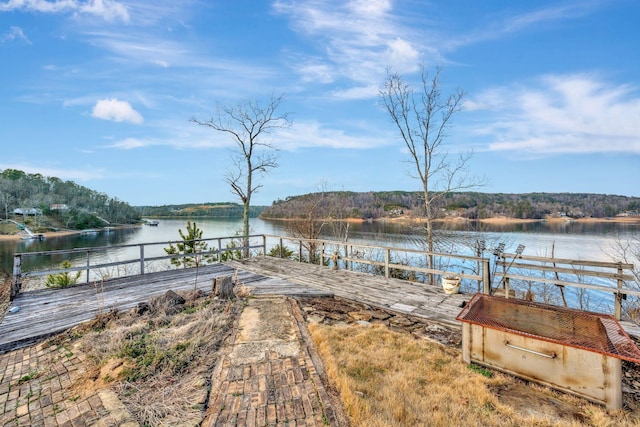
[226,257,469,325]
[2,256,637,354]
[0,261,332,353]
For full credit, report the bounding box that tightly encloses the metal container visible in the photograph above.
[457,294,640,410]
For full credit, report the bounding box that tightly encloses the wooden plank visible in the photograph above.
[4,256,637,354]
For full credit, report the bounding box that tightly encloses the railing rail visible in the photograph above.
[10,234,639,321]
[494,252,638,319]
[11,234,266,297]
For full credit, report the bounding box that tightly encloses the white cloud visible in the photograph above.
[92,98,143,123]
[331,84,378,100]
[274,120,390,150]
[0,26,31,44]
[77,0,129,23]
[468,74,640,154]
[442,3,602,52]
[0,0,129,23]
[386,38,419,70]
[347,0,391,18]
[107,137,148,149]
[273,0,423,97]
[297,61,334,84]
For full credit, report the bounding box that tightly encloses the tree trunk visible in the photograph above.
[242,199,250,258]
[212,275,234,299]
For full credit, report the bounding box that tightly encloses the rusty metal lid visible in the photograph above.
[457,293,640,363]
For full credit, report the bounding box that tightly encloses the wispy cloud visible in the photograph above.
[92,98,143,123]
[0,0,130,23]
[0,26,31,44]
[274,120,391,150]
[106,137,147,149]
[272,0,424,97]
[467,74,640,154]
[443,1,602,51]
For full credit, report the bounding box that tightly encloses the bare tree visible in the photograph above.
[191,94,291,256]
[380,66,483,284]
[286,191,327,264]
[284,183,352,264]
[607,232,640,323]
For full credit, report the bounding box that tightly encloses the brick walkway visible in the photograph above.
[0,341,138,427]
[202,296,340,427]
[0,296,341,427]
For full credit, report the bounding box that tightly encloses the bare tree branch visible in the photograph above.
[191,93,291,255]
[380,65,485,284]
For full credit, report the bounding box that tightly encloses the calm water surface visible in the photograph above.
[1,218,638,273]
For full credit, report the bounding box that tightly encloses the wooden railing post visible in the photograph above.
[482,258,491,294]
[320,242,325,266]
[385,248,390,278]
[343,245,348,271]
[218,238,223,263]
[139,244,145,275]
[262,235,267,256]
[279,238,283,258]
[11,254,22,300]
[505,277,510,299]
[86,252,91,283]
[299,241,303,263]
[615,264,623,320]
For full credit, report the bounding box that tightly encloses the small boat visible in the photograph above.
[80,229,100,236]
[103,227,114,232]
[21,234,45,241]
[146,220,159,226]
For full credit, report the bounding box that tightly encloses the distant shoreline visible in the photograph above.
[0,225,140,242]
[1,216,638,242]
[262,215,640,226]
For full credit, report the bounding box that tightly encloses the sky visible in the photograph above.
[1,0,640,206]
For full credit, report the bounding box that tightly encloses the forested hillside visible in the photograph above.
[261,191,640,220]
[138,203,265,218]
[0,169,140,229]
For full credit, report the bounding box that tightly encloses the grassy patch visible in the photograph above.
[17,370,39,385]
[77,291,243,426]
[467,363,493,378]
[309,323,631,427]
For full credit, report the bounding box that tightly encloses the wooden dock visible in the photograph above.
[2,256,637,354]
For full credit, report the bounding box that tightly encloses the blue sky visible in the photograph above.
[1,0,639,206]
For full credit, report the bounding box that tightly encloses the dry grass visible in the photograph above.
[309,323,639,427]
[0,269,11,322]
[71,290,243,426]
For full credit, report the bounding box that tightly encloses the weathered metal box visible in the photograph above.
[457,293,640,410]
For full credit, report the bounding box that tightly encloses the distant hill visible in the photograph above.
[137,202,266,218]
[260,191,640,220]
[0,168,140,231]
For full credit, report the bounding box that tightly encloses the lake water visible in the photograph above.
[1,218,639,274]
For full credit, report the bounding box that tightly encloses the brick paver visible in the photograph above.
[0,341,138,426]
[202,297,340,427]
[0,296,341,426]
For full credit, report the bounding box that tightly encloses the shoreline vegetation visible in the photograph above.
[1,215,639,242]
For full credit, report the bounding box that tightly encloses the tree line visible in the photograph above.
[138,203,265,218]
[0,169,140,229]
[262,191,640,221]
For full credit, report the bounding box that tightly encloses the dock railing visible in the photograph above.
[10,234,640,321]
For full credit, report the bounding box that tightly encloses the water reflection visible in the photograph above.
[1,218,638,274]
